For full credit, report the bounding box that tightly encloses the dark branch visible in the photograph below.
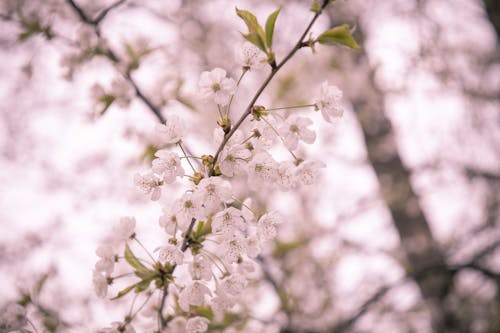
[94,0,127,25]
[65,0,94,24]
[452,262,500,280]
[124,72,165,123]
[331,285,392,333]
[465,167,500,181]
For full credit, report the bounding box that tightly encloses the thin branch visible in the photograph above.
[452,262,500,280]
[470,239,500,263]
[465,167,500,181]
[210,5,328,174]
[64,0,205,170]
[94,0,127,25]
[331,285,392,333]
[124,72,165,123]
[257,256,292,326]
[65,0,94,24]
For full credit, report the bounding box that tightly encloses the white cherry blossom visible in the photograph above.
[218,274,247,296]
[156,244,184,265]
[248,118,278,149]
[194,177,232,213]
[92,270,108,298]
[257,211,283,241]
[189,254,213,281]
[212,207,246,236]
[95,244,115,275]
[237,259,258,276]
[186,316,210,333]
[178,281,212,311]
[134,171,162,201]
[296,160,326,185]
[113,217,136,243]
[279,116,316,150]
[247,151,278,189]
[198,68,236,106]
[235,42,266,71]
[165,317,187,333]
[210,294,235,321]
[220,235,247,264]
[152,150,184,184]
[219,144,251,177]
[159,209,179,235]
[276,161,298,191]
[155,114,185,144]
[245,234,261,258]
[314,81,344,122]
[173,192,205,230]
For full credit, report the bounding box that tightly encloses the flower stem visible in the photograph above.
[133,236,156,264]
[265,104,316,112]
[177,141,197,174]
[226,68,248,117]
[261,116,299,161]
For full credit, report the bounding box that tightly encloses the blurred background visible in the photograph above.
[0,0,499,332]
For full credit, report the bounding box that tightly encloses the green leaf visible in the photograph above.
[134,269,157,280]
[236,7,267,52]
[124,42,137,60]
[140,144,158,162]
[273,240,304,258]
[265,8,281,50]
[317,24,360,50]
[111,283,136,300]
[194,305,214,320]
[124,244,150,274]
[242,32,266,53]
[135,278,152,292]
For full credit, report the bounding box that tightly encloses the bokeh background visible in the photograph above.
[1,0,499,332]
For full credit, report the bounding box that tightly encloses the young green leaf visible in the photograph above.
[317,24,360,50]
[110,283,137,300]
[135,278,152,292]
[124,244,150,274]
[242,31,266,53]
[235,7,267,52]
[265,8,281,50]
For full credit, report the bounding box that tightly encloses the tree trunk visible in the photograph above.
[349,35,456,333]
[483,0,500,41]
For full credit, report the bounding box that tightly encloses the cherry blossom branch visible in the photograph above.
[64,0,166,122]
[66,0,94,25]
[64,0,203,167]
[331,285,392,333]
[452,262,500,280]
[94,0,128,25]
[210,2,329,174]
[257,256,292,327]
[124,72,166,123]
[66,0,127,27]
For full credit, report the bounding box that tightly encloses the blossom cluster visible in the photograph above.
[93,15,346,333]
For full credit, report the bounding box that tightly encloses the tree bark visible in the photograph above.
[349,35,456,333]
[483,0,500,41]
